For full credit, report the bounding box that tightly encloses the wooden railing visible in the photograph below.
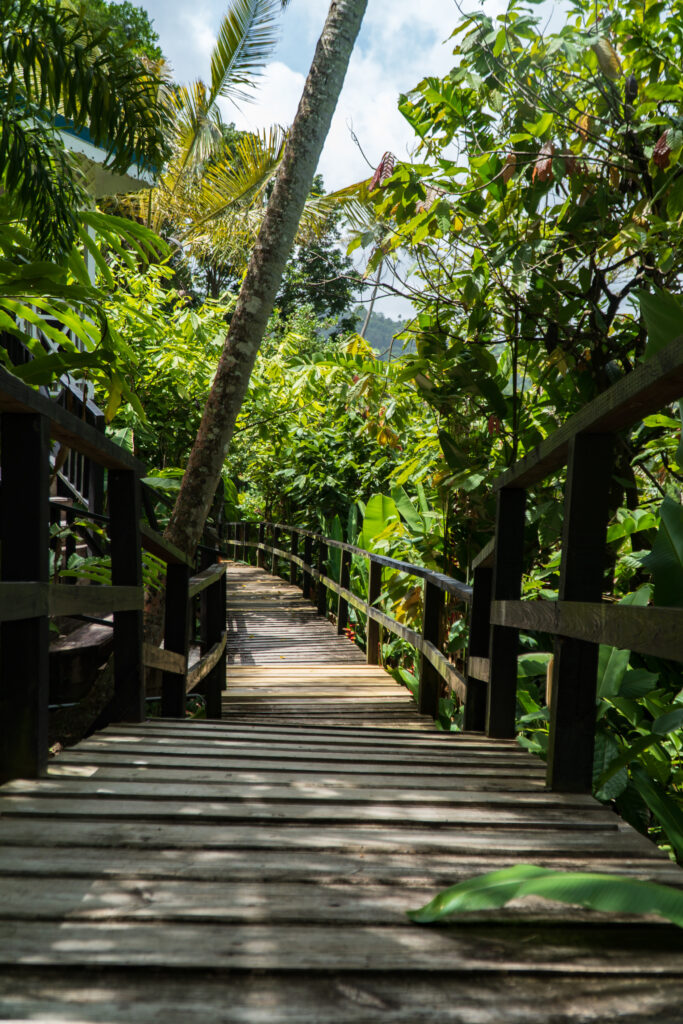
[228,337,683,794]
[0,368,227,784]
[227,520,472,716]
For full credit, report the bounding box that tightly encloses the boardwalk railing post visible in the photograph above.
[0,412,50,782]
[366,558,381,665]
[233,523,239,563]
[337,549,351,635]
[547,433,615,792]
[464,565,493,731]
[162,562,191,718]
[302,534,313,598]
[203,549,225,720]
[418,579,443,718]
[256,523,266,569]
[290,529,299,586]
[316,538,327,616]
[271,525,280,576]
[241,522,248,563]
[487,486,526,738]
[109,468,145,722]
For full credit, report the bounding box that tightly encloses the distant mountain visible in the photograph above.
[353,307,415,359]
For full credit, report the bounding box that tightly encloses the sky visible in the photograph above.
[137,0,500,318]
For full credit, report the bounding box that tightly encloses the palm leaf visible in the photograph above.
[210,0,283,106]
[408,864,683,926]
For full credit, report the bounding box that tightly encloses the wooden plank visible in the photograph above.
[50,584,143,616]
[0,367,144,471]
[188,563,227,600]
[0,816,660,856]
[0,582,48,621]
[1,970,683,1023]
[0,845,676,884]
[140,522,192,567]
[186,633,227,692]
[2,920,682,971]
[2,876,677,926]
[491,600,683,662]
[0,794,618,828]
[5,777,598,809]
[495,336,683,489]
[143,643,186,675]
[48,763,548,789]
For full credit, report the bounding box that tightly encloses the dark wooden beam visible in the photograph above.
[487,487,526,739]
[495,338,683,490]
[547,434,615,792]
[109,470,145,723]
[0,413,50,782]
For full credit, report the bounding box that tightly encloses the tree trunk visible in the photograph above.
[164,0,368,557]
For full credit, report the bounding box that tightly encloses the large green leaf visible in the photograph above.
[407,864,683,925]
[631,764,683,858]
[637,288,683,361]
[357,493,399,550]
[641,498,683,607]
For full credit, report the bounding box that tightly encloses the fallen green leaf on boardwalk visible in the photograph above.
[407,865,683,927]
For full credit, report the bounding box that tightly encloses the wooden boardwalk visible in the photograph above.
[1,565,683,1021]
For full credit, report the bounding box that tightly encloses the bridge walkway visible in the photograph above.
[0,565,682,1021]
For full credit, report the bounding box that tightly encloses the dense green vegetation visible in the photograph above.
[2,0,683,869]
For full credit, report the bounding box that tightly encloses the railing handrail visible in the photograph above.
[226,520,473,603]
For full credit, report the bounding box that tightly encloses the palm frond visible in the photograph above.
[184,126,286,239]
[210,0,283,106]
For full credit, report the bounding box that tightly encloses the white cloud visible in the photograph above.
[221,62,305,134]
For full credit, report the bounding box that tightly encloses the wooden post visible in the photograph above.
[487,486,526,738]
[241,522,248,564]
[0,413,50,782]
[463,566,493,731]
[202,551,225,720]
[337,549,351,635]
[290,529,299,586]
[257,523,266,569]
[302,534,313,598]
[547,433,615,792]
[109,469,145,722]
[418,579,443,718]
[366,558,381,665]
[161,562,191,718]
[271,525,280,576]
[316,538,327,616]
[232,523,239,563]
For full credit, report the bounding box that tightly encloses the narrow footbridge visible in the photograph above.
[1,350,683,1019]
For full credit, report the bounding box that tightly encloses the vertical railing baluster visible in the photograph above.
[0,413,50,782]
[547,433,614,792]
[487,486,526,738]
[316,537,327,616]
[203,551,225,720]
[418,579,443,718]
[290,529,299,587]
[302,534,313,598]
[257,522,266,569]
[366,558,381,665]
[109,468,145,723]
[271,525,280,576]
[463,565,493,731]
[161,561,191,718]
[337,549,351,635]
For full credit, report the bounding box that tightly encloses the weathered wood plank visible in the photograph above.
[3,971,683,1024]
[3,920,683,971]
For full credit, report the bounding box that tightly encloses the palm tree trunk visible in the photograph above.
[163,0,367,556]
